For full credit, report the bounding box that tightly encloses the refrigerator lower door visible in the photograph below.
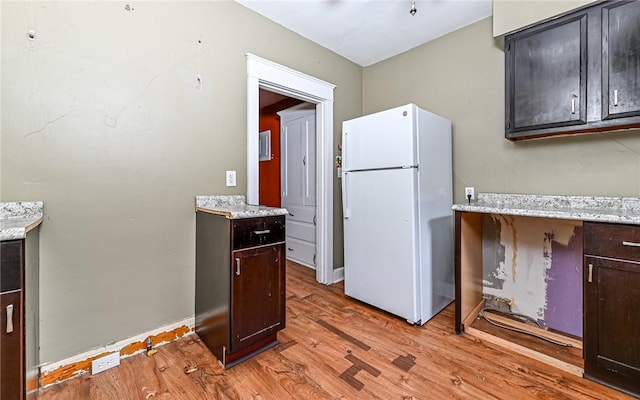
[342,168,420,323]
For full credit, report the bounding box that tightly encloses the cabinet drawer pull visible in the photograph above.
[588,263,593,283]
[571,97,577,114]
[235,258,241,276]
[622,241,640,247]
[6,304,14,333]
[253,229,271,235]
[614,89,619,106]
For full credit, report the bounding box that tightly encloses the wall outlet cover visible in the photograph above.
[226,170,237,187]
[465,186,475,200]
[91,352,120,375]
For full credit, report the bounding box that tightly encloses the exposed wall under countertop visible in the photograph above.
[1,1,361,363]
[482,214,583,337]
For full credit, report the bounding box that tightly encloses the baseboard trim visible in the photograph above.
[40,316,195,388]
[333,266,344,283]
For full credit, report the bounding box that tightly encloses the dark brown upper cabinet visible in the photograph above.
[505,0,640,140]
[506,14,587,137]
[602,1,640,121]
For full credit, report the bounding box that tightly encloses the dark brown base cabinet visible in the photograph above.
[195,212,285,368]
[584,222,640,397]
[0,232,39,400]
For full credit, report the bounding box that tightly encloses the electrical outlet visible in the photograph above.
[226,170,237,187]
[465,186,475,200]
[91,352,120,375]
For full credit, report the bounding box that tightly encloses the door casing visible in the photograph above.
[246,53,335,284]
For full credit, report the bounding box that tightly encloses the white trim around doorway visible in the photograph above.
[246,53,336,285]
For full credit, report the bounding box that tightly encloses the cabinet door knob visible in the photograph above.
[588,263,593,283]
[6,304,14,333]
[235,258,241,276]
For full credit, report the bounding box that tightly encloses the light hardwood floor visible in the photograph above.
[39,262,634,400]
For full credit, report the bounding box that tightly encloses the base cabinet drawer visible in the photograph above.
[286,220,315,243]
[584,221,640,261]
[285,237,315,268]
[284,204,315,224]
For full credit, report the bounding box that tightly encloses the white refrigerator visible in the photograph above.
[341,104,453,325]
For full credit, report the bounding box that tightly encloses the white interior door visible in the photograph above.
[281,121,304,206]
[303,116,316,207]
[280,107,317,269]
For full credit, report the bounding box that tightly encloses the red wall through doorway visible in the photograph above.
[258,97,303,207]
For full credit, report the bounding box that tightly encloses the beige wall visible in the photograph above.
[364,17,640,204]
[493,0,595,36]
[1,1,360,363]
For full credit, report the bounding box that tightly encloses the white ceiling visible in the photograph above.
[235,0,493,67]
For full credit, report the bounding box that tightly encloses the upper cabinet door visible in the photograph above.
[602,1,640,120]
[505,13,587,139]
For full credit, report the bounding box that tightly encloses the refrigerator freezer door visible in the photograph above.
[342,105,416,171]
[342,168,420,322]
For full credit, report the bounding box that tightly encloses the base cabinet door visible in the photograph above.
[231,245,285,352]
[584,222,640,396]
[0,290,24,400]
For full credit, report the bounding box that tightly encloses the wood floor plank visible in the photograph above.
[39,261,636,400]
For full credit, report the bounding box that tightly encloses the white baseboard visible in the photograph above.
[332,266,344,283]
[40,315,195,386]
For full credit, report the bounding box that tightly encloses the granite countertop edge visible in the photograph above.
[452,193,640,225]
[195,195,288,219]
[0,201,44,241]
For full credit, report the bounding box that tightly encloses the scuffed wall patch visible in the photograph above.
[482,215,506,290]
[482,215,583,336]
[543,225,583,337]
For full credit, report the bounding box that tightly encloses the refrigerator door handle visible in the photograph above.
[343,172,350,219]
[343,131,349,171]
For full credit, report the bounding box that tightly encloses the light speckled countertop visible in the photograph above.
[196,195,288,219]
[452,193,640,225]
[0,202,44,241]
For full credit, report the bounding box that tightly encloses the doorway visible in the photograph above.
[246,54,335,285]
